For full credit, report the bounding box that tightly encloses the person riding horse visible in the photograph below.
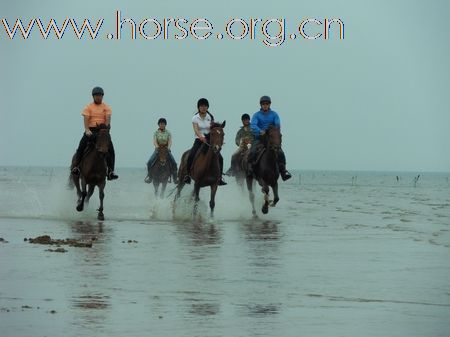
[247,95,292,181]
[226,113,254,177]
[183,98,227,185]
[145,118,178,184]
[71,87,118,180]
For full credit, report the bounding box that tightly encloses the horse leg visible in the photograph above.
[261,184,270,214]
[192,183,201,217]
[209,184,218,218]
[246,176,257,218]
[76,179,87,212]
[86,184,95,205]
[73,175,82,198]
[153,181,159,198]
[97,183,105,220]
[161,181,167,199]
[271,182,279,207]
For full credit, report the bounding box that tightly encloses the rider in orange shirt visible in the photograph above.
[71,87,118,180]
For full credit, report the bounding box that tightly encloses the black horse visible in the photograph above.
[245,126,281,216]
[70,124,110,220]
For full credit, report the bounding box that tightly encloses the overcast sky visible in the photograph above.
[1,0,449,172]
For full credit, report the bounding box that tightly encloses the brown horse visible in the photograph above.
[148,145,171,198]
[245,125,281,216]
[174,121,226,218]
[70,124,110,220]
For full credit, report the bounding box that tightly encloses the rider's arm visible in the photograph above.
[273,111,281,128]
[153,133,158,148]
[168,133,172,150]
[250,113,261,136]
[83,115,90,133]
[193,122,206,142]
[235,129,241,146]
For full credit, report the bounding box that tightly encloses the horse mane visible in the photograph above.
[211,120,226,129]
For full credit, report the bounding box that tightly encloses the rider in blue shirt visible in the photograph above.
[248,95,292,181]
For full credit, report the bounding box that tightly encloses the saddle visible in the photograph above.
[191,143,209,163]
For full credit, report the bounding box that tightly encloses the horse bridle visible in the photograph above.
[207,127,224,153]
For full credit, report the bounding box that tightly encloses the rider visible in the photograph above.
[183,98,227,185]
[247,95,292,181]
[226,113,254,176]
[71,87,118,180]
[145,118,178,184]
[235,113,254,148]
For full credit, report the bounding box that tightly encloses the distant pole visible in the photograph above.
[413,174,420,187]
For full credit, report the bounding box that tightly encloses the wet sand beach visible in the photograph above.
[1,168,449,337]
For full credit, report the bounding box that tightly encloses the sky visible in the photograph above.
[1,0,449,172]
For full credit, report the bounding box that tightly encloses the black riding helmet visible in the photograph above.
[241,113,250,121]
[158,118,167,125]
[259,95,271,104]
[92,86,104,96]
[197,98,209,108]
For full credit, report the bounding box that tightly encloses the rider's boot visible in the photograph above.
[107,168,119,180]
[279,163,292,181]
[219,175,227,186]
[71,152,82,176]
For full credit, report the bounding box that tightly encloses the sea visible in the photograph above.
[0,166,449,337]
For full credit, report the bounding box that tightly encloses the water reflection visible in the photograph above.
[237,219,284,335]
[66,220,113,333]
[71,294,110,310]
[242,220,281,241]
[174,221,222,247]
[189,302,220,316]
[242,303,280,317]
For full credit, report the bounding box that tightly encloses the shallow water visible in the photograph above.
[0,167,449,337]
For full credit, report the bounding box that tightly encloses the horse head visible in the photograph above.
[95,124,111,154]
[209,121,226,153]
[157,144,169,165]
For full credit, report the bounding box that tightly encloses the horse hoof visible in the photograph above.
[262,205,268,214]
[98,213,104,220]
[76,204,83,212]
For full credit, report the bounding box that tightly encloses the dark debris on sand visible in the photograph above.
[0,237,8,243]
[26,235,93,248]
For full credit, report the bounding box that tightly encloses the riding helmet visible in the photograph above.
[92,87,104,96]
[241,113,250,121]
[158,118,167,125]
[197,98,209,108]
[259,95,271,104]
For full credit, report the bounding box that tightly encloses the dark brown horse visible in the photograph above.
[246,125,281,216]
[174,122,226,218]
[70,124,110,220]
[148,145,171,198]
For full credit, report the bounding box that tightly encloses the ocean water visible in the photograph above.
[0,167,449,337]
